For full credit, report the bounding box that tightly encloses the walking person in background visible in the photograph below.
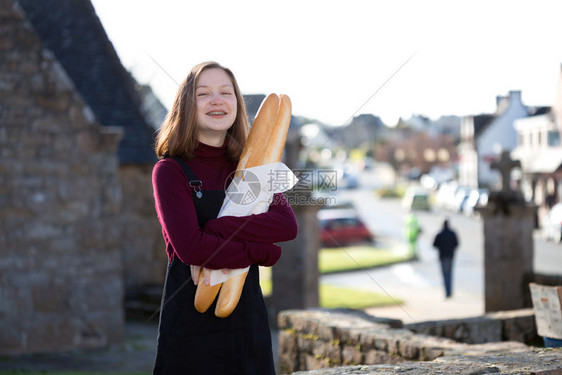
[432,219,459,299]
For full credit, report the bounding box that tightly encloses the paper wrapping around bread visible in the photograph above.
[192,93,295,318]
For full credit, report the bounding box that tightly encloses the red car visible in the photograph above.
[318,208,373,247]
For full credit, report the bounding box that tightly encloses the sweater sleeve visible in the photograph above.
[152,159,281,269]
[202,193,298,243]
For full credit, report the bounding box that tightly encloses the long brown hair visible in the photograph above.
[155,61,249,161]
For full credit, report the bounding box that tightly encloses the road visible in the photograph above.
[321,170,561,323]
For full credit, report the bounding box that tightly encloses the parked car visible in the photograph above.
[435,181,457,210]
[341,170,360,189]
[317,208,373,247]
[340,163,360,189]
[435,182,473,212]
[402,187,431,211]
[462,188,489,217]
[543,203,562,244]
[453,186,472,213]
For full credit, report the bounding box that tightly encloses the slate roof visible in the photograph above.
[472,114,495,138]
[531,106,551,116]
[18,0,157,164]
[243,94,266,124]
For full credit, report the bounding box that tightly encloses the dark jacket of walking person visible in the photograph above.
[432,219,459,298]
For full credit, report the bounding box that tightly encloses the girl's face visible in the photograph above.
[195,68,238,145]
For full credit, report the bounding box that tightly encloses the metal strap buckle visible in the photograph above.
[189,180,203,198]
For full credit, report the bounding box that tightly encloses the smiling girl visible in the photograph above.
[151,61,297,374]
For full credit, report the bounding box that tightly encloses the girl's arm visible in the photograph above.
[153,159,281,269]
[202,193,298,243]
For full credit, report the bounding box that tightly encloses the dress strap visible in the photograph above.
[168,157,203,199]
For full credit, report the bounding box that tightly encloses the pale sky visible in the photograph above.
[91,0,562,126]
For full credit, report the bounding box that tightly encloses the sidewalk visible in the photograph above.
[320,232,486,325]
[361,240,485,324]
[0,319,158,373]
[364,284,485,324]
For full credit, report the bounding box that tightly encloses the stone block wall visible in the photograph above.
[278,309,561,374]
[290,347,562,375]
[279,309,460,373]
[118,164,166,299]
[406,309,540,345]
[0,1,125,353]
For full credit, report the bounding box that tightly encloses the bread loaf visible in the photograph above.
[193,268,222,313]
[193,93,292,317]
[236,93,280,174]
[215,94,292,318]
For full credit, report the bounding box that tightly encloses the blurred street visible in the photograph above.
[322,166,562,323]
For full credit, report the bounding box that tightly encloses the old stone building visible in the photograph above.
[16,0,168,302]
[0,0,126,353]
[0,0,174,353]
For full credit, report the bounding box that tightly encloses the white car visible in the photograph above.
[543,203,562,244]
[462,188,489,217]
[402,187,431,211]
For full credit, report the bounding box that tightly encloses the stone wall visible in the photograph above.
[290,348,562,375]
[0,1,125,353]
[406,309,540,345]
[118,164,166,298]
[278,309,561,374]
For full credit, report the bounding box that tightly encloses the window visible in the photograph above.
[548,130,561,147]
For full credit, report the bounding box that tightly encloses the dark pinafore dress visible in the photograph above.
[153,158,275,375]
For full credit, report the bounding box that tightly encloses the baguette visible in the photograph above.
[264,94,292,164]
[192,93,281,314]
[214,93,292,318]
[194,94,279,313]
[193,268,222,313]
[236,93,280,175]
[192,93,292,317]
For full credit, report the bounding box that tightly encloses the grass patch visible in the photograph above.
[261,278,402,309]
[319,245,410,274]
[375,186,406,198]
[260,245,408,309]
[320,284,401,309]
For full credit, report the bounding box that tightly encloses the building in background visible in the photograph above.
[458,91,529,189]
[512,65,562,226]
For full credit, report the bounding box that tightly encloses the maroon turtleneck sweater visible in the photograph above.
[152,142,298,270]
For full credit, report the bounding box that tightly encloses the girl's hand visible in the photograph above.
[197,267,230,285]
[191,265,201,285]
